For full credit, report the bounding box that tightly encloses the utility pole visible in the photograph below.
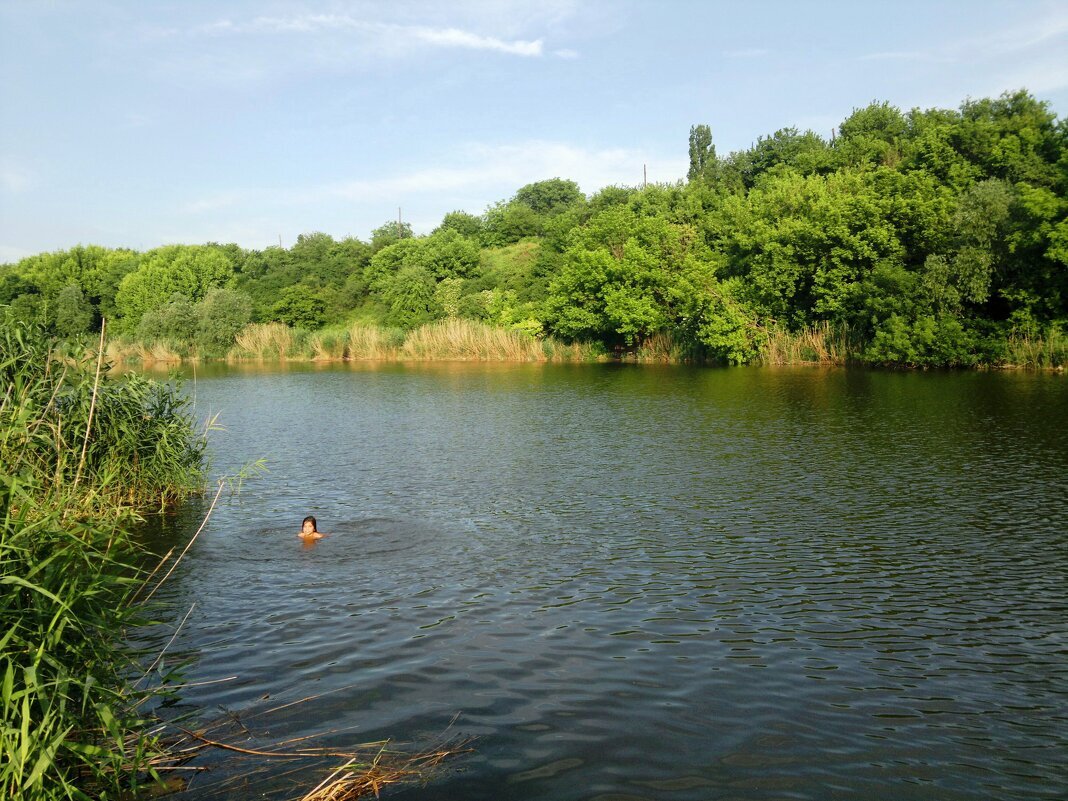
[643,164,648,189]
[278,234,283,249]
[397,207,403,239]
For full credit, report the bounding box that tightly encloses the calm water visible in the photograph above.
[143,363,1068,800]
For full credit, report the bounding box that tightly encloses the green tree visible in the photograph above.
[136,294,198,344]
[688,124,716,182]
[54,284,94,337]
[379,265,442,328]
[545,206,713,345]
[371,219,414,252]
[115,245,235,331]
[197,288,253,353]
[835,101,908,167]
[272,286,326,329]
[513,178,585,215]
[435,210,484,238]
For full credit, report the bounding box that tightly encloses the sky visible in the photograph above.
[2,0,1067,262]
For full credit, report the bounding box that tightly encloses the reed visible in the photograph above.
[346,322,403,360]
[759,321,856,366]
[231,322,293,360]
[102,336,186,366]
[401,318,546,361]
[632,331,683,363]
[0,323,207,800]
[309,327,350,361]
[1004,326,1067,368]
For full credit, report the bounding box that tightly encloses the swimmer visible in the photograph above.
[298,515,325,540]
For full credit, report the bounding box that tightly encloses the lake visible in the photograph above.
[141,362,1068,800]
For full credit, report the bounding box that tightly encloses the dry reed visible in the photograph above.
[299,742,470,800]
[400,318,545,361]
[347,323,402,360]
[759,321,855,366]
[232,322,293,360]
[632,331,680,363]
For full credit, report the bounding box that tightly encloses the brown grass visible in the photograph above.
[231,322,293,360]
[759,322,855,366]
[631,331,680,363]
[299,743,470,800]
[103,338,184,365]
[400,318,546,361]
[347,323,402,360]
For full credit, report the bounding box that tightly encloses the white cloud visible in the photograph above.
[409,26,542,56]
[328,140,683,203]
[193,14,546,57]
[859,5,1068,65]
[178,140,688,240]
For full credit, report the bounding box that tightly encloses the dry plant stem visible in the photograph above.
[135,602,197,689]
[138,478,225,605]
[176,728,371,760]
[73,317,106,491]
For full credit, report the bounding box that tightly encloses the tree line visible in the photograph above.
[2,89,1065,366]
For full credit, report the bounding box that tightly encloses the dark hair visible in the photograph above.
[302,515,318,531]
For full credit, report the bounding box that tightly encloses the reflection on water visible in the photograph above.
[140,363,1068,800]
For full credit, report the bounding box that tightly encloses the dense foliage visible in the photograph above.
[3,90,1065,366]
[0,324,206,799]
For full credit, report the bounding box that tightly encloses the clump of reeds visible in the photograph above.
[400,318,545,361]
[301,744,468,801]
[103,336,186,365]
[759,321,856,366]
[1004,326,1066,368]
[309,327,350,361]
[632,331,681,363]
[0,322,207,800]
[347,322,404,360]
[231,322,293,360]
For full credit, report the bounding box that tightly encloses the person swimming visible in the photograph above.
[298,515,324,540]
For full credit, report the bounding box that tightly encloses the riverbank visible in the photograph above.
[0,324,207,799]
[104,318,1066,370]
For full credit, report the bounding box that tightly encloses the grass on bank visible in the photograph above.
[101,318,1066,369]
[1005,325,1067,368]
[225,319,603,363]
[2,322,473,799]
[1,323,207,799]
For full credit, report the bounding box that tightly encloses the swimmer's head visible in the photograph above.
[301,515,318,535]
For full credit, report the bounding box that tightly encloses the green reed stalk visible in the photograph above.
[1,323,207,800]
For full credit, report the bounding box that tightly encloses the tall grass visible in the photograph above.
[227,319,601,363]
[759,322,857,366]
[308,327,349,361]
[1005,326,1067,368]
[104,337,185,366]
[347,322,404,360]
[631,331,686,363]
[1,323,206,799]
[231,322,294,361]
[400,319,546,361]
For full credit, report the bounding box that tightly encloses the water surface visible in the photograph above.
[145,363,1068,800]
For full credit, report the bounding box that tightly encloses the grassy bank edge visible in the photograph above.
[1,324,208,799]
[105,318,1066,370]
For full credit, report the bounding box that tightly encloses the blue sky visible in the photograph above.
[2,0,1067,261]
